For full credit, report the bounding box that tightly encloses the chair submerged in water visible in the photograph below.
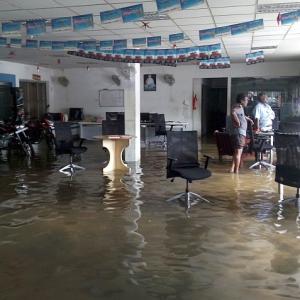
[166,131,212,210]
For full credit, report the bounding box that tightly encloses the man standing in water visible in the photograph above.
[230,94,254,173]
[253,93,275,132]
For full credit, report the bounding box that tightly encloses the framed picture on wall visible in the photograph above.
[144,74,156,91]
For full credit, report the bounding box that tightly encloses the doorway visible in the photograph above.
[0,83,13,121]
[201,78,227,137]
[20,81,48,119]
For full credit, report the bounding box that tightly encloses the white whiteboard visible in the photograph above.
[99,89,124,107]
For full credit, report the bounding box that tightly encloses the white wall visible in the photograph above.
[140,61,300,130]
[0,60,66,112]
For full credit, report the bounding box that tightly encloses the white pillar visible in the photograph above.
[124,63,141,163]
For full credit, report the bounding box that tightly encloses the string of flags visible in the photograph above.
[277,10,300,25]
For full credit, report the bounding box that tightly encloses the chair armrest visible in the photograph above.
[167,156,177,169]
[203,155,212,169]
[79,138,86,147]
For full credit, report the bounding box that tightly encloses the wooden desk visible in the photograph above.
[94,135,132,172]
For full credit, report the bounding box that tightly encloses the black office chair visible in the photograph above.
[275,132,300,205]
[166,131,211,210]
[248,125,274,170]
[54,122,87,176]
[102,119,125,135]
[151,113,169,148]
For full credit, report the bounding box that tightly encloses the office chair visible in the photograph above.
[166,131,212,210]
[151,113,168,148]
[54,122,87,176]
[102,119,125,135]
[214,130,234,161]
[248,125,274,170]
[275,132,300,205]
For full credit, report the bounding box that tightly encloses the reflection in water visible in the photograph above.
[1,142,300,299]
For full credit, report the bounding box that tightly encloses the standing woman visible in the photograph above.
[230,93,254,173]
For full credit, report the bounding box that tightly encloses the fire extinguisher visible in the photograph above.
[192,93,198,110]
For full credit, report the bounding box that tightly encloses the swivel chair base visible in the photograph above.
[249,160,275,170]
[59,163,85,176]
[167,192,210,210]
[279,188,300,206]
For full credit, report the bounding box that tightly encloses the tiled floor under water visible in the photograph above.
[0,141,300,300]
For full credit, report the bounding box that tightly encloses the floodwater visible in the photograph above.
[0,141,300,300]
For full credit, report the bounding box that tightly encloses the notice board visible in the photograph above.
[99,89,124,107]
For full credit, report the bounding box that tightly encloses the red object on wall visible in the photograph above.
[277,13,282,25]
[192,93,198,110]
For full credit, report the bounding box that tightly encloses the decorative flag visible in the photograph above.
[82,41,97,51]
[280,11,298,25]
[10,38,22,48]
[113,39,127,49]
[199,28,215,40]
[246,51,264,65]
[100,9,122,23]
[26,20,46,36]
[25,40,38,48]
[52,17,72,31]
[2,22,22,35]
[231,23,248,35]
[73,14,94,31]
[132,37,147,47]
[121,4,144,23]
[39,41,52,50]
[246,19,264,32]
[147,36,161,47]
[99,40,113,50]
[64,41,79,50]
[156,0,180,13]
[215,25,231,37]
[52,41,65,51]
[169,33,184,43]
[180,0,203,9]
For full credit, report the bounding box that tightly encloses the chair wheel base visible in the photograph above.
[59,164,85,176]
[249,161,275,170]
[167,192,211,209]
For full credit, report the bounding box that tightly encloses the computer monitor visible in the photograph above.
[106,112,124,121]
[69,108,83,121]
[141,113,150,122]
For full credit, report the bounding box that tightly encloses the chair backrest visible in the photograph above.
[102,119,125,135]
[275,132,300,188]
[214,131,234,156]
[54,122,73,154]
[167,131,199,168]
[153,113,166,136]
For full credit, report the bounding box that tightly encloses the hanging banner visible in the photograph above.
[281,11,298,25]
[10,38,22,48]
[246,51,264,65]
[144,49,156,62]
[156,0,180,12]
[52,41,65,51]
[187,46,199,60]
[132,37,147,47]
[26,20,46,36]
[73,14,94,31]
[100,9,122,24]
[100,40,113,50]
[39,41,52,50]
[199,45,209,59]
[199,57,230,69]
[121,4,144,23]
[52,17,72,31]
[180,0,203,9]
[176,47,188,61]
[246,19,264,31]
[2,22,22,35]
[147,36,161,47]
[215,25,231,37]
[134,49,145,62]
[199,28,215,41]
[0,37,7,47]
[231,22,248,35]
[208,43,222,58]
[169,32,184,43]
[26,40,38,49]
[64,41,78,50]
[112,49,125,62]
[82,41,97,51]
[113,39,127,49]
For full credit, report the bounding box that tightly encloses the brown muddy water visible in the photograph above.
[0,141,299,300]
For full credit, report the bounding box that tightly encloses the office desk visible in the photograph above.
[94,135,132,172]
[79,122,102,140]
[140,121,188,130]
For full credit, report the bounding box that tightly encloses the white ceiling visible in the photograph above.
[0,0,300,68]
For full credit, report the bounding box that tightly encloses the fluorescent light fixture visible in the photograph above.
[251,45,278,50]
[139,12,170,21]
[258,3,300,13]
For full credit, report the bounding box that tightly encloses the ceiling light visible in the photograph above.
[251,46,278,50]
[257,3,300,13]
